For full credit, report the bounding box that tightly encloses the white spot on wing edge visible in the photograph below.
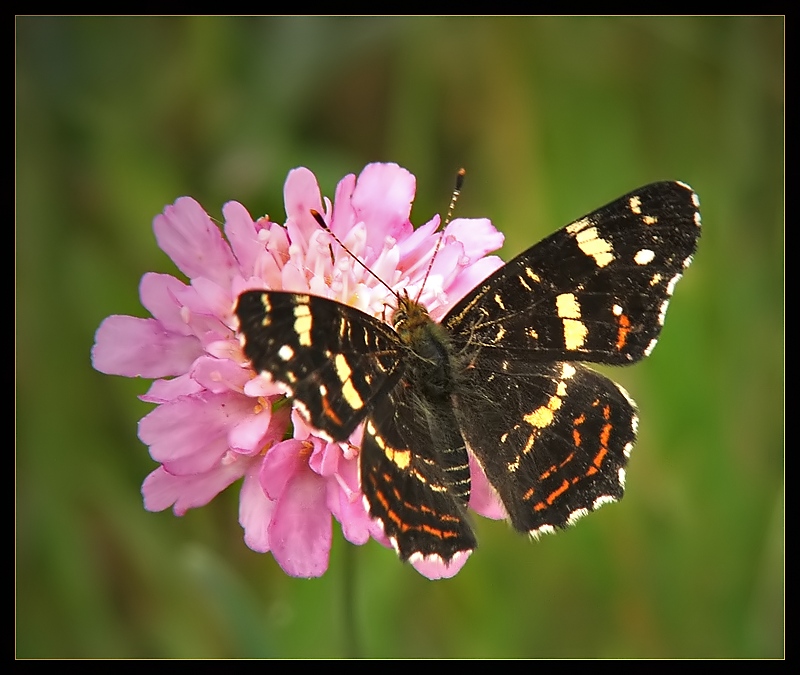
[666,272,683,296]
[674,181,700,208]
[623,440,634,459]
[529,524,556,540]
[614,381,637,411]
[592,494,618,510]
[658,299,671,325]
[567,507,590,526]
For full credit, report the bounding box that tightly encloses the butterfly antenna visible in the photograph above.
[309,209,400,300]
[415,168,466,303]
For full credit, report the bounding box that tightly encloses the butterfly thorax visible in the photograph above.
[392,295,457,401]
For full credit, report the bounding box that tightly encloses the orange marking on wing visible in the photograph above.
[616,313,631,350]
[599,424,612,455]
[539,465,556,480]
[572,413,586,447]
[546,479,570,505]
[320,396,342,427]
[587,421,613,476]
[594,448,607,467]
[421,524,460,540]
[373,488,408,532]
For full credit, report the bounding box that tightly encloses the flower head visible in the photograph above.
[92,163,505,579]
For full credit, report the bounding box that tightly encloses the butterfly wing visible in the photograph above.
[360,384,477,562]
[445,181,700,533]
[235,291,406,441]
[236,290,477,562]
[444,181,701,365]
[453,359,636,535]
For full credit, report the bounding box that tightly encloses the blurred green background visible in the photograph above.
[16,17,783,658]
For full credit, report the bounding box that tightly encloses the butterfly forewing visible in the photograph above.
[444,181,700,365]
[236,291,406,440]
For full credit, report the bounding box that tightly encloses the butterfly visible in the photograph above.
[235,181,700,565]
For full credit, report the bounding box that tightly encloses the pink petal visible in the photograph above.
[190,355,251,393]
[438,256,504,314]
[189,277,235,328]
[425,240,464,291]
[283,167,325,245]
[166,281,230,343]
[139,273,193,335]
[140,374,204,403]
[253,223,291,289]
[268,464,332,578]
[395,216,441,278]
[153,197,238,288]
[259,439,307,500]
[242,376,286,398]
[239,469,276,553]
[327,479,373,546]
[411,550,472,580]
[280,262,311,294]
[444,217,505,260]
[330,172,357,237]
[308,438,343,477]
[351,163,416,252]
[142,460,247,516]
[228,407,273,456]
[139,392,255,473]
[92,315,202,378]
[468,453,507,520]
[222,201,261,278]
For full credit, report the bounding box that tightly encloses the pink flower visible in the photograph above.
[92,163,505,579]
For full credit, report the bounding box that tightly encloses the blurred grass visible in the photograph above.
[16,16,783,658]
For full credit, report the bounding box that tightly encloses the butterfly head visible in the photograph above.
[391,292,434,344]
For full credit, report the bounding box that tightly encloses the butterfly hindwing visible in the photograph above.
[453,359,636,536]
[360,386,476,562]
